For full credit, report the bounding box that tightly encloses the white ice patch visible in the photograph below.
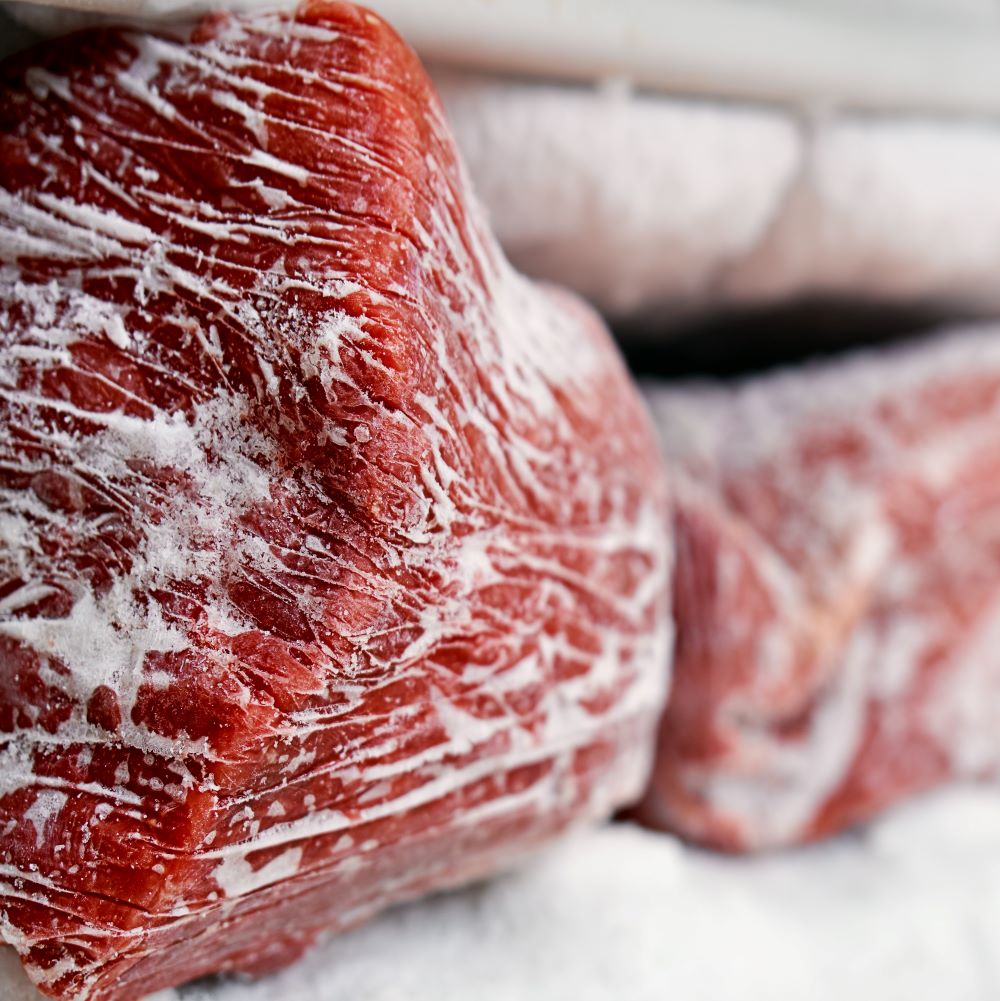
[23,791,68,848]
[213,847,303,899]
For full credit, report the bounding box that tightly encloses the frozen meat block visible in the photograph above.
[0,5,672,997]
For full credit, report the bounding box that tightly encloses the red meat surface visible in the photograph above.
[636,329,1000,851]
[0,6,672,998]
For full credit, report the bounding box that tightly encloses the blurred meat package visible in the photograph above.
[0,3,672,998]
[639,329,1000,851]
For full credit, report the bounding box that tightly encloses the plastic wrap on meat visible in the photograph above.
[637,329,1000,851]
[0,5,673,997]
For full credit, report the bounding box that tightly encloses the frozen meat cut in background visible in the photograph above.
[0,3,672,998]
[637,326,1000,851]
[437,72,1000,324]
[433,70,801,321]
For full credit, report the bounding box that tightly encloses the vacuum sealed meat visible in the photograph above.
[638,329,1000,850]
[0,4,672,997]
